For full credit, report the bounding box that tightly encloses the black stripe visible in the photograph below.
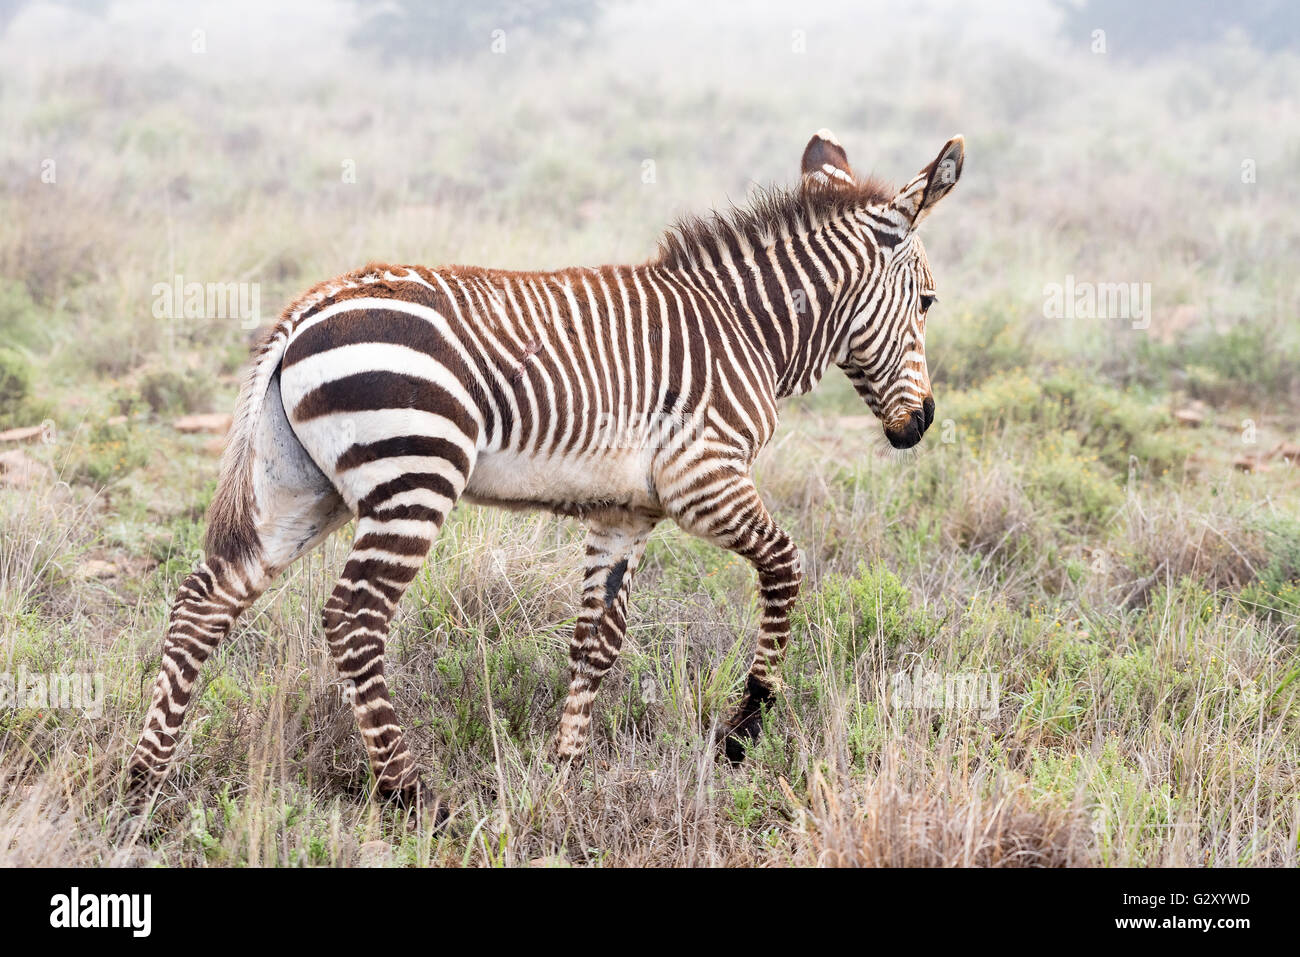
[284,308,444,368]
[335,435,470,474]
[358,471,458,515]
[353,532,432,557]
[292,370,467,422]
[603,558,629,608]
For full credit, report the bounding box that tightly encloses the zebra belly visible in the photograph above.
[465,447,658,514]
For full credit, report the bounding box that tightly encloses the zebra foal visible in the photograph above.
[127,130,965,815]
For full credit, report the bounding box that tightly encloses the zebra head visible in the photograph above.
[808,132,965,450]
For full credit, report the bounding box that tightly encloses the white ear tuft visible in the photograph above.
[814,128,843,148]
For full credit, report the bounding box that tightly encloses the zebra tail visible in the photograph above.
[204,321,291,566]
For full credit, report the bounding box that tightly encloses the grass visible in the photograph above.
[1,2,1298,867]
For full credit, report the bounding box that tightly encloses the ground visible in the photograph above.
[0,1,1298,866]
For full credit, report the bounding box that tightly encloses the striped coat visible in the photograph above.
[128,130,964,818]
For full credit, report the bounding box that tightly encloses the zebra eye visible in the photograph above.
[919,294,937,313]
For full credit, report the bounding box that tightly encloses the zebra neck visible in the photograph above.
[654,242,861,401]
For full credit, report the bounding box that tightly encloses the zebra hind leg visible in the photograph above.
[322,505,452,823]
[125,555,268,806]
[126,489,348,809]
[127,371,350,811]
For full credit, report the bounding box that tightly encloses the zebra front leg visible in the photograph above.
[670,475,802,764]
[554,516,656,763]
[126,556,267,805]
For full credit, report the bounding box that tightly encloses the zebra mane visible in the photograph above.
[653,175,894,269]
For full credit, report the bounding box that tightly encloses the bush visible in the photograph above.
[1137,316,1300,406]
[944,368,1185,477]
[0,279,51,351]
[138,366,213,416]
[794,562,932,673]
[65,419,150,487]
[0,347,48,431]
[1024,432,1124,531]
[928,299,1043,392]
[1238,518,1300,628]
[0,347,31,421]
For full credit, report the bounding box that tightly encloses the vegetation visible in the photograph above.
[0,2,1297,866]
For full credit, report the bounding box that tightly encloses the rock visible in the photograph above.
[106,415,128,427]
[0,423,52,444]
[357,840,393,868]
[172,413,232,435]
[202,436,226,457]
[0,449,50,487]
[1232,456,1269,473]
[76,559,118,580]
[1173,408,1204,428]
[1270,442,1300,465]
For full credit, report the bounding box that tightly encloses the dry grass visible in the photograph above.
[792,751,1092,868]
[1,1,1299,867]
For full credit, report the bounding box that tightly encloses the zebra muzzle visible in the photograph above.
[885,406,929,449]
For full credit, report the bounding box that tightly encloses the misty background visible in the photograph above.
[2,1,1296,351]
[3,0,1300,868]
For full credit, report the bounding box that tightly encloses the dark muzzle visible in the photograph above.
[885,397,934,449]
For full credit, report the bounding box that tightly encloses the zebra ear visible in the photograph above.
[801,129,855,187]
[890,135,965,229]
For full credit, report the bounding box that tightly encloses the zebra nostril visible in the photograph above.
[922,396,935,429]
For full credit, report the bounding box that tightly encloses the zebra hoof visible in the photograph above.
[381,778,449,829]
[422,797,450,831]
[123,763,160,813]
[721,710,762,765]
[552,746,587,776]
[720,680,772,765]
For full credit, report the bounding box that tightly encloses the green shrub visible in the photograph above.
[1015,673,1090,739]
[1024,431,1124,531]
[0,279,51,351]
[928,299,1043,392]
[1137,316,1300,405]
[794,561,931,674]
[138,366,213,416]
[944,368,1185,477]
[66,419,150,487]
[1030,738,1178,865]
[0,347,33,428]
[1238,517,1300,627]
